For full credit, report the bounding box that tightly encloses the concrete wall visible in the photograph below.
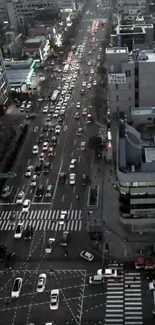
[139,61,155,107]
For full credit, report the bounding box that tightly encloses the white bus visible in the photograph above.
[63,64,69,73]
[51,90,60,102]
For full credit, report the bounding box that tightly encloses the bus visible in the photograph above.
[63,64,69,73]
[51,90,60,102]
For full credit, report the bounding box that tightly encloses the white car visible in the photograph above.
[11,277,23,298]
[87,83,91,89]
[36,273,46,293]
[76,102,81,109]
[53,111,59,118]
[82,108,88,116]
[60,109,65,115]
[59,210,67,225]
[93,80,97,86]
[42,142,49,151]
[90,69,94,74]
[97,268,117,278]
[70,159,76,169]
[82,81,86,87]
[30,175,37,187]
[16,191,25,204]
[55,125,61,134]
[43,106,48,113]
[88,61,91,66]
[50,289,59,310]
[45,238,55,253]
[39,152,45,162]
[14,222,24,239]
[22,199,31,213]
[80,250,94,261]
[25,165,33,177]
[69,173,76,185]
[32,145,39,154]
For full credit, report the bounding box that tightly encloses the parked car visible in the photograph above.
[80,251,94,261]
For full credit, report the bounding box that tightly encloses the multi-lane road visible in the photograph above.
[0,2,154,325]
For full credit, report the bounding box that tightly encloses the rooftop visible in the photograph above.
[105,47,128,54]
[118,110,155,181]
[24,36,45,44]
[131,107,155,116]
[6,69,30,86]
[128,50,155,63]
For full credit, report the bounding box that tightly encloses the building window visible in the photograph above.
[116,95,119,101]
[135,67,138,76]
[125,70,128,77]
[135,80,139,88]
[128,70,131,77]
[129,97,131,101]
[116,83,118,90]
[135,92,139,100]
[129,83,131,89]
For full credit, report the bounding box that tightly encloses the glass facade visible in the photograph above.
[0,49,9,106]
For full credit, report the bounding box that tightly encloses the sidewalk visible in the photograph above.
[86,126,106,227]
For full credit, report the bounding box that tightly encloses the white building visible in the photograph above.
[0,48,10,108]
[117,0,147,14]
[6,0,76,31]
[106,47,155,119]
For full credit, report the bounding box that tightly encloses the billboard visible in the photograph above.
[108,73,126,84]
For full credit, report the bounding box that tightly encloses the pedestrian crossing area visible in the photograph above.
[0,210,83,232]
[105,263,143,325]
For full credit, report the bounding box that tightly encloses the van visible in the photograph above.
[89,275,104,284]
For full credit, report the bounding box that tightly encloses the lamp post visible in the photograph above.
[101,220,105,271]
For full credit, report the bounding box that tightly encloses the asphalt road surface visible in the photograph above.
[0,262,154,325]
[0,2,154,325]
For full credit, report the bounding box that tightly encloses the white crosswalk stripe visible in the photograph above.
[104,264,143,325]
[0,210,83,232]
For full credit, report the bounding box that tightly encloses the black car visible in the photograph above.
[4,252,15,269]
[60,231,70,246]
[59,173,66,184]
[35,162,42,175]
[58,118,63,126]
[24,226,34,240]
[81,174,89,186]
[43,162,50,174]
[51,136,57,147]
[37,134,44,143]
[42,124,48,132]
[35,185,44,198]
[25,113,36,120]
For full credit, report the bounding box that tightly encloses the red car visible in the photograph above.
[76,128,83,136]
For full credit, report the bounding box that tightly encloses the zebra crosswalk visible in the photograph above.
[105,263,143,325]
[0,210,83,232]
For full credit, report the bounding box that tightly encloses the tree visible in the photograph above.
[88,136,102,149]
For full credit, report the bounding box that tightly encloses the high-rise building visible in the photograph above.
[0,48,10,108]
[0,0,9,23]
[6,0,76,31]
